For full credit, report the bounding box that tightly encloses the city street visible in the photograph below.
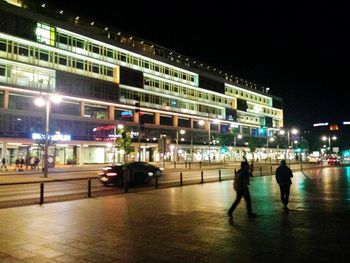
[0,166,349,262]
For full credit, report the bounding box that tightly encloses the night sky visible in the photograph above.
[38,0,349,129]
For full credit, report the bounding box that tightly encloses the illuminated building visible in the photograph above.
[0,0,284,164]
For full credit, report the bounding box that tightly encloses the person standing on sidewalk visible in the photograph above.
[14,158,20,171]
[1,157,8,171]
[228,161,257,219]
[275,160,293,211]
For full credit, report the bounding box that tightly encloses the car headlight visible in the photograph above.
[159,167,164,171]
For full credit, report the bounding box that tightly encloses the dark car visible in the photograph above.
[99,162,163,186]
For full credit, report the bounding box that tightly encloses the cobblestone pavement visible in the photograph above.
[0,166,349,262]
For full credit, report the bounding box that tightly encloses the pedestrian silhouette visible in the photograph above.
[228,161,257,219]
[1,157,8,171]
[275,160,293,211]
[249,160,254,177]
[20,157,24,171]
[14,158,20,171]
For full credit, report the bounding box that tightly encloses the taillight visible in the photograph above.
[107,172,117,176]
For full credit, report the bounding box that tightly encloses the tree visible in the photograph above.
[247,136,263,160]
[115,128,132,163]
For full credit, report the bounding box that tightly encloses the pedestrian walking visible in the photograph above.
[34,157,40,170]
[20,157,24,171]
[249,160,254,177]
[228,161,257,219]
[30,156,35,170]
[275,160,293,211]
[14,158,20,171]
[0,157,8,171]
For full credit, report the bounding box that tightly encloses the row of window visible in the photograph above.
[237,115,262,126]
[36,23,197,85]
[246,103,281,117]
[144,76,233,108]
[0,62,55,91]
[120,88,223,118]
[225,86,270,106]
[0,37,115,81]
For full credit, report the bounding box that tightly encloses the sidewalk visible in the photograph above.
[0,171,348,262]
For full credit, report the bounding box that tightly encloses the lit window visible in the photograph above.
[36,23,56,46]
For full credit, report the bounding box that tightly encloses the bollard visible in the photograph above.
[88,179,92,198]
[201,171,204,184]
[260,166,262,176]
[180,172,183,186]
[185,161,187,168]
[189,162,191,169]
[123,168,129,193]
[40,182,44,205]
[155,173,159,189]
[270,166,273,175]
[219,169,222,182]
[174,161,176,169]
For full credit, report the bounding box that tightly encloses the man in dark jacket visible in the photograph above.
[275,160,293,211]
[228,161,257,219]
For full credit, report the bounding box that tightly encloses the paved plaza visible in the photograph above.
[0,167,349,262]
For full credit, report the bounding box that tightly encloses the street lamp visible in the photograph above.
[322,135,337,154]
[34,85,61,178]
[112,123,124,164]
[266,137,274,161]
[175,129,185,162]
[279,128,298,160]
[199,118,219,163]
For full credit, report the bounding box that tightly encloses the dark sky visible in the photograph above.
[39,0,349,128]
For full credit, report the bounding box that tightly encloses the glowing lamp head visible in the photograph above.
[198,119,205,126]
[34,97,45,107]
[50,94,62,104]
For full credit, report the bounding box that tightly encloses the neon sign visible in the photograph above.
[32,133,71,141]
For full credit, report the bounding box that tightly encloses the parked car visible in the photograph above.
[99,162,163,186]
[328,157,341,165]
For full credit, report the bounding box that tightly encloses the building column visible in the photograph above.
[155,112,160,125]
[2,142,7,159]
[108,106,115,120]
[80,102,85,117]
[190,118,194,129]
[134,112,139,124]
[4,90,9,110]
[173,115,178,128]
[78,144,84,166]
[205,119,210,131]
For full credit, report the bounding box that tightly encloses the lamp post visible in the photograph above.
[233,134,242,161]
[112,123,124,164]
[266,137,274,162]
[322,135,337,154]
[34,80,61,178]
[279,128,298,161]
[175,129,185,162]
[199,118,219,163]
